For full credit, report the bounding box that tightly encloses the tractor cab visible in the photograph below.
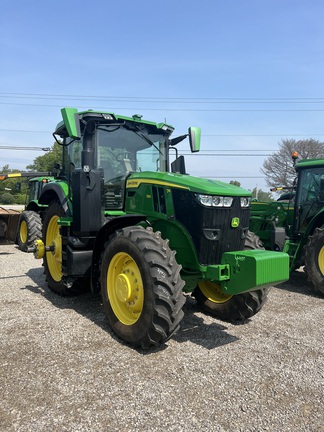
[55,108,200,212]
[293,159,324,235]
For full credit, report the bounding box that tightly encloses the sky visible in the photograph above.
[1,0,324,193]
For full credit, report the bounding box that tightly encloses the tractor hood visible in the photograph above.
[126,171,251,196]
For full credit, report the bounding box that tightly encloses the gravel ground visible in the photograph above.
[0,242,323,432]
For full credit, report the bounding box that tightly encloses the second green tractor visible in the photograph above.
[250,153,324,296]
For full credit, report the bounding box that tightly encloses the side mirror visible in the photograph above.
[189,127,201,153]
[61,108,81,139]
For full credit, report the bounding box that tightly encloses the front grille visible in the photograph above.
[172,190,250,265]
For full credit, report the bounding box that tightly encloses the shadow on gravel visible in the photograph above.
[24,267,110,330]
[172,296,239,350]
[24,267,239,352]
[275,270,323,299]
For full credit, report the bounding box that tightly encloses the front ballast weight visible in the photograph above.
[192,233,289,323]
[219,249,289,294]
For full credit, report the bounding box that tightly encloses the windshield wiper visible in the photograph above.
[132,126,162,155]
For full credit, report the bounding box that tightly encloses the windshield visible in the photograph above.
[96,125,168,182]
[63,123,169,210]
[296,167,324,232]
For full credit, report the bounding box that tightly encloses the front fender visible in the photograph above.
[304,210,324,237]
[38,182,72,216]
[91,214,147,293]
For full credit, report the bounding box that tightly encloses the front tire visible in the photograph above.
[43,201,87,296]
[303,226,324,295]
[193,231,270,322]
[17,210,42,252]
[100,226,185,349]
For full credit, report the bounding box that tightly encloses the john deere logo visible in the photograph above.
[231,217,240,228]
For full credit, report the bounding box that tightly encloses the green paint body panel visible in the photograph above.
[151,218,200,270]
[58,216,73,227]
[295,157,324,170]
[220,249,290,294]
[126,171,251,196]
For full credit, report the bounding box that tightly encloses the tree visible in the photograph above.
[0,165,27,199]
[0,192,15,204]
[229,180,241,187]
[261,138,324,188]
[251,187,273,202]
[0,164,10,173]
[0,164,20,174]
[26,142,62,172]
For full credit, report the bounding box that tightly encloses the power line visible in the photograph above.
[2,102,324,112]
[0,129,50,133]
[2,92,324,102]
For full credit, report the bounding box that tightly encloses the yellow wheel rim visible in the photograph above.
[20,220,28,243]
[45,215,62,282]
[318,246,324,275]
[198,281,233,304]
[107,252,144,325]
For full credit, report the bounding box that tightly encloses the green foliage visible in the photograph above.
[15,194,27,205]
[0,165,29,204]
[0,143,62,205]
[251,187,273,202]
[0,164,10,173]
[26,142,62,172]
[0,164,20,174]
[229,180,241,187]
[0,192,15,204]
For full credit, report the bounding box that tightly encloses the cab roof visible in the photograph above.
[54,107,175,139]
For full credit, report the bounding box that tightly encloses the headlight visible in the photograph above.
[223,196,234,207]
[240,197,251,207]
[196,194,233,207]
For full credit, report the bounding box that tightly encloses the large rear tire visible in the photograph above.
[192,231,270,322]
[17,210,42,252]
[100,226,185,349]
[303,226,324,295]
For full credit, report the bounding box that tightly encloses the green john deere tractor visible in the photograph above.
[250,153,324,296]
[0,172,54,250]
[30,107,289,348]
